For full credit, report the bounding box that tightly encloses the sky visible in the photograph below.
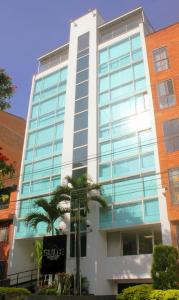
[0,0,179,119]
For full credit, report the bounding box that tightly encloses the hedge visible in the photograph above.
[0,287,30,295]
[150,289,179,300]
[37,287,57,295]
[116,285,179,300]
[116,284,152,300]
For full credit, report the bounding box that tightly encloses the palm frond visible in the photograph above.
[87,194,107,209]
[51,185,71,205]
[25,213,50,229]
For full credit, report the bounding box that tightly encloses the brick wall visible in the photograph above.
[146,23,179,245]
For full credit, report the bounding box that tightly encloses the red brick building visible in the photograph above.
[0,111,25,278]
[146,23,179,247]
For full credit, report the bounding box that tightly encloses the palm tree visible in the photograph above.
[25,188,70,236]
[57,174,107,295]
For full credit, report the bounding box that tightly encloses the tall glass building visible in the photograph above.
[10,7,171,295]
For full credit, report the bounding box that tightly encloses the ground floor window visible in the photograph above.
[107,227,162,256]
[70,232,86,257]
[0,261,7,279]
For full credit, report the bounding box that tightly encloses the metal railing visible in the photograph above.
[0,269,37,287]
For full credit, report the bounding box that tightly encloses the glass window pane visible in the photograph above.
[99,125,110,139]
[99,164,110,180]
[73,146,87,168]
[55,123,64,139]
[143,175,157,197]
[72,167,87,179]
[58,94,65,109]
[27,133,36,148]
[135,78,146,91]
[34,79,43,93]
[138,230,153,254]
[25,149,33,161]
[102,184,114,203]
[77,56,89,72]
[99,107,110,125]
[139,129,153,153]
[131,34,141,50]
[75,81,88,99]
[99,92,109,106]
[133,62,145,79]
[112,134,138,160]
[74,111,88,131]
[51,175,61,190]
[73,129,88,148]
[99,76,109,93]
[36,144,52,158]
[120,67,133,84]
[76,69,89,84]
[100,142,111,162]
[43,71,60,89]
[23,164,32,181]
[99,63,108,75]
[77,48,89,59]
[157,80,175,109]
[144,199,160,222]
[115,178,143,203]
[99,49,108,64]
[78,32,89,52]
[122,232,137,255]
[169,168,179,204]
[109,38,130,59]
[141,153,155,170]
[75,97,88,113]
[153,47,168,72]
[113,157,139,178]
[40,97,57,115]
[111,97,136,121]
[60,67,68,82]
[31,105,38,118]
[37,127,54,145]
[111,82,134,101]
[132,49,142,62]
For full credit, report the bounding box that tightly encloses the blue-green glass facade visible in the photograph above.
[98,33,160,229]
[16,67,68,238]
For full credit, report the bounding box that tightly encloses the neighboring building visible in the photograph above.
[0,111,25,278]
[10,7,173,295]
[146,23,179,249]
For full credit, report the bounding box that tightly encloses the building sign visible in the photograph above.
[41,235,67,274]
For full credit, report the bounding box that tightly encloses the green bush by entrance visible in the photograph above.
[116,284,152,300]
[116,285,179,300]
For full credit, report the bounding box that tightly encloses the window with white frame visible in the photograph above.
[157,79,175,109]
[169,168,179,204]
[163,119,179,152]
[0,226,8,242]
[153,47,169,72]
[107,228,162,256]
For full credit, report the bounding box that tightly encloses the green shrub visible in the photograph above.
[116,284,152,300]
[0,287,30,295]
[151,245,179,290]
[149,290,165,300]
[163,289,179,300]
[37,287,57,295]
[149,289,179,300]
